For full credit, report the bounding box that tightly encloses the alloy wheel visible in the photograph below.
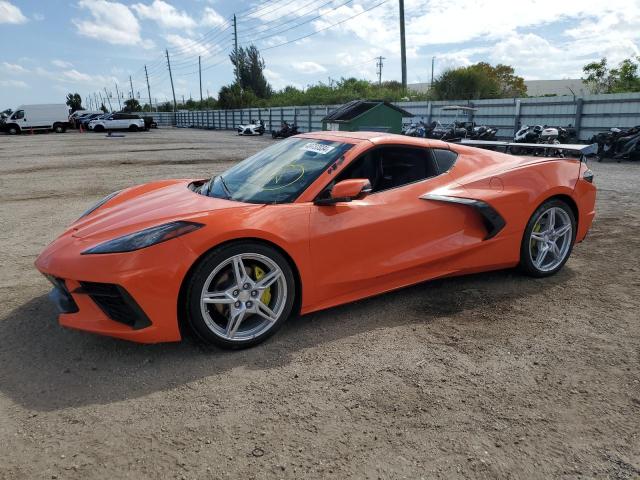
[528,206,573,272]
[199,253,287,341]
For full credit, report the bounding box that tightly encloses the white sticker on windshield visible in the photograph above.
[301,142,335,155]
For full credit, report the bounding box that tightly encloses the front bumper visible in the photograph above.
[35,230,197,343]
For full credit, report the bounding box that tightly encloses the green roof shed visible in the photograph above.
[321,100,413,135]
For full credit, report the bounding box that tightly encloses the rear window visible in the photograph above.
[432,149,457,173]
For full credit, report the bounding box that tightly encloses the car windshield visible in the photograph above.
[207,137,353,204]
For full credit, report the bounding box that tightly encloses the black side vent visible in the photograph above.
[77,282,151,330]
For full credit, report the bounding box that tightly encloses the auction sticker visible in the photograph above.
[301,142,335,154]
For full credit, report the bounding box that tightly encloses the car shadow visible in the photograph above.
[0,268,573,411]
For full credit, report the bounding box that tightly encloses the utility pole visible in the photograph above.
[144,65,152,112]
[114,82,122,110]
[376,56,385,86]
[129,75,134,100]
[165,49,177,112]
[233,14,240,86]
[103,88,113,111]
[430,56,435,89]
[399,0,407,91]
[198,56,203,104]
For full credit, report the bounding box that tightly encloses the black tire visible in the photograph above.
[94,125,105,132]
[7,125,19,135]
[185,241,296,349]
[519,199,576,277]
[53,123,66,133]
[129,124,138,132]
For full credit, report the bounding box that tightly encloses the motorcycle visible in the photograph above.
[590,126,640,161]
[271,121,299,139]
[237,119,265,136]
[468,125,498,141]
[511,124,576,156]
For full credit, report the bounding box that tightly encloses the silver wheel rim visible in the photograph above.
[200,253,287,342]
[529,207,573,272]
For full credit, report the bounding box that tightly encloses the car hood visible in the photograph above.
[69,179,260,240]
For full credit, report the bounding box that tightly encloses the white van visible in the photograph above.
[3,104,70,134]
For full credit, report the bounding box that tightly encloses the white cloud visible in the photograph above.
[0,79,28,88]
[132,0,196,29]
[165,33,221,58]
[292,61,327,74]
[74,0,154,48]
[2,62,29,74]
[52,59,73,69]
[34,66,116,86]
[0,1,27,24]
[264,35,286,47]
[202,7,225,27]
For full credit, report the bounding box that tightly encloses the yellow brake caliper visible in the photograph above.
[253,266,272,306]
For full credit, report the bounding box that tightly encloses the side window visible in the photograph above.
[334,146,439,193]
[432,149,458,173]
[112,114,123,120]
[12,110,24,120]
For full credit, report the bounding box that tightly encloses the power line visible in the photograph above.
[242,0,355,44]
[260,0,390,51]
[238,0,353,42]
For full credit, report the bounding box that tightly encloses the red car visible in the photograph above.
[35,132,596,348]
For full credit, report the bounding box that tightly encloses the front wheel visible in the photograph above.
[129,124,138,132]
[520,199,576,277]
[186,242,296,348]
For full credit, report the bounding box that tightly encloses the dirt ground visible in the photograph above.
[0,129,638,480]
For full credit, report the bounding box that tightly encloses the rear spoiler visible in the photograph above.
[457,140,598,161]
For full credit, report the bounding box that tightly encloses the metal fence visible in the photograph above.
[149,92,640,141]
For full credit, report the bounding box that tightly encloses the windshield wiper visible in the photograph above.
[218,175,232,200]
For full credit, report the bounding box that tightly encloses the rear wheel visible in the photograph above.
[53,123,66,133]
[520,199,576,277]
[186,242,296,348]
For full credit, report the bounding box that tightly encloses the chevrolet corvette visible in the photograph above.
[35,132,596,348]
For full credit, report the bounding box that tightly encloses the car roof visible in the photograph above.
[297,131,451,149]
[299,130,388,143]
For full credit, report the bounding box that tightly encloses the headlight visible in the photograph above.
[79,190,122,219]
[81,221,204,255]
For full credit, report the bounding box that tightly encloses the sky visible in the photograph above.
[0,0,638,109]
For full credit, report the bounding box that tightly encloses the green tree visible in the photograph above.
[583,57,640,94]
[123,98,141,112]
[65,93,83,112]
[230,45,272,99]
[431,63,527,100]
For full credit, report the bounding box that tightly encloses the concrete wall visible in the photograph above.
[150,92,640,141]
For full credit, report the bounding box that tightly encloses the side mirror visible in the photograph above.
[315,178,371,206]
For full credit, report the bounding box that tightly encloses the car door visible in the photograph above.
[308,145,472,307]
[11,110,26,129]
[111,113,125,129]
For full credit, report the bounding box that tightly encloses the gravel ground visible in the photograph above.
[0,129,638,480]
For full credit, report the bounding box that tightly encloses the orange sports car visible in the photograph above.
[35,132,596,348]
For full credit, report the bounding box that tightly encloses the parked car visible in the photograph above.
[88,113,145,132]
[35,132,596,348]
[70,111,102,129]
[1,104,70,134]
[78,113,107,129]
